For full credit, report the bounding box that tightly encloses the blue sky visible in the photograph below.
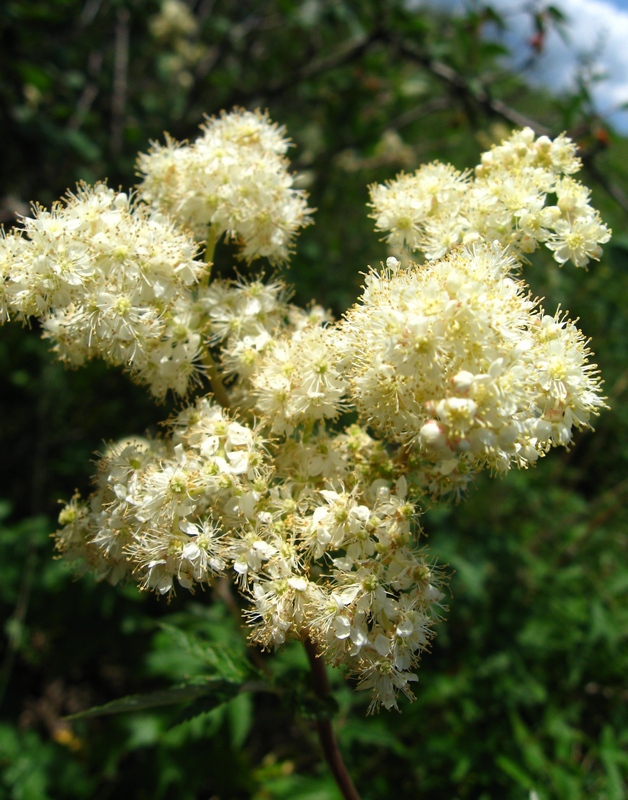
[420,0,628,131]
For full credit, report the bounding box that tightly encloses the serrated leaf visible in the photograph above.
[66,678,239,720]
[228,691,254,749]
[167,683,244,730]
[156,622,255,683]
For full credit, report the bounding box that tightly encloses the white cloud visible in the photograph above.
[416,0,628,131]
[509,0,628,118]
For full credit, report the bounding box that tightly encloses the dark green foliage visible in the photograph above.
[1,1,627,798]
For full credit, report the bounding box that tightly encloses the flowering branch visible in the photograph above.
[0,110,609,719]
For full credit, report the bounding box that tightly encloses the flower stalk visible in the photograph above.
[303,638,361,800]
[201,348,230,409]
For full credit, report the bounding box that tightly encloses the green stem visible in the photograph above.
[202,348,230,409]
[303,638,361,800]
[199,224,219,288]
[196,224,229,405]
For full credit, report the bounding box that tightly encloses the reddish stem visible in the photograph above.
[303,638,361,800]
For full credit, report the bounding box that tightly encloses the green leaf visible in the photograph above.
[599,725,628,799]
[479,41,509,59]
[66,678,242,720]
[546,5,567,23]
[495,755,534,789]
[339,718,410,757]
[252,770,343,800]
[294,688,339,721]
[228,691,254,749]
[156,622,255,683]
[64,129,101,161]
[167,685,245,730]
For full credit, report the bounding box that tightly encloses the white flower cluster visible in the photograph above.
[56,399,271,595]
[57,401,443,710]
[136,109,313,263]
[339,245,605,492]
[200,275,292,387]
[243,473,444,713]
[1,119,602,712]
[369,127,611,266]
[251,325,347,435]
[199,274,344,431]
[0,184,205,397]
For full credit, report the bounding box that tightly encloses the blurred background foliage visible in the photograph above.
[1,0,627,798]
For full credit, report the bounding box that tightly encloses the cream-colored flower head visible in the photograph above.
[339,242,605,475]
[1,183,205,397]
[55,397,272,596]
[150,0,198,40]
[136,108,313,263]
[369,127,610,267]
[37,113,610,715]
[252,324,347,435]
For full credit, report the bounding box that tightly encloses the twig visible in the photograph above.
[67,51,103,132]
[391,36,628,219]
[388,96,452,132]
[268,33,378,96]
[111,8,130,156]
[78,0,103,28]
[303,638,361,800]
[225,29,385,109]
[394,37,550,135]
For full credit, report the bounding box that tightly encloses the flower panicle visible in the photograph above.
[369,126,611,268]
[136,107,314,264]
[12,119,606,713]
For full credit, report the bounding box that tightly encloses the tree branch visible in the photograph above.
[390,35,628,218]
[225,28,385,109]
[111,8,130,156]
[394,37,550,134]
